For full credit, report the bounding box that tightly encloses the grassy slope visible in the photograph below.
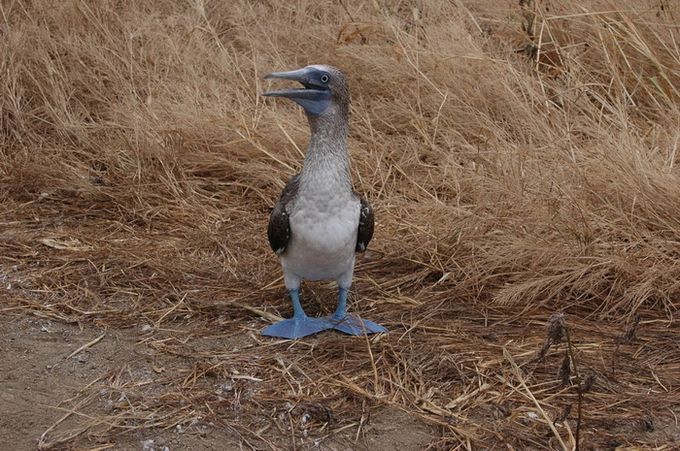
[1,0,678,448]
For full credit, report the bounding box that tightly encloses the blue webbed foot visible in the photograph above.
[261,288,332,339]
[329,287,387,336]
[330,315,387,335]
[261,316,331,339]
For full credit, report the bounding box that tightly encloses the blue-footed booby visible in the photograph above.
[261,64,387,339]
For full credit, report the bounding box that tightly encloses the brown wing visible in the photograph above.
[356,195,374,252]
[267,174,300,255]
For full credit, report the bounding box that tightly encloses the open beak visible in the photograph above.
[262,67,331,116]
[262,67,326,100]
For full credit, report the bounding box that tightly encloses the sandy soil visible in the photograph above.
[0,316,435,450]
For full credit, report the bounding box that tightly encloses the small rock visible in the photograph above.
[141,324,153,333]
[75,353,89,364]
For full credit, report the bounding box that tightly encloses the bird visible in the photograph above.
[261,64,387,339]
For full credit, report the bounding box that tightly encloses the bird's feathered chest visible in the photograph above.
[288,166,360,253]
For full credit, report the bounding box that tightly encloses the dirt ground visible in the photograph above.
[0,316,435,450]
[2,308,678,450]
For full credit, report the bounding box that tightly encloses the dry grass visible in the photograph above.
[1,0,679,449]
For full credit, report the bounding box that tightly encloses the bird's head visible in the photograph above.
[263,65,349,118]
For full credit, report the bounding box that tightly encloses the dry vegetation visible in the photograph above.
[1,0,679,449]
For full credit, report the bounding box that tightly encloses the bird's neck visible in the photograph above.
[300,111,351,192]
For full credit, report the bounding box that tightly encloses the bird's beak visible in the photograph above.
[262,67,331,116]
[263,67,318,98]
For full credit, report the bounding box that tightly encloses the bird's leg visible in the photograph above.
[331,287,349,321]
[329,287,387,336]
[290,288,306,319]
[261,289,332,339]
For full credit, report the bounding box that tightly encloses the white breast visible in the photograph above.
[281,184,359,282]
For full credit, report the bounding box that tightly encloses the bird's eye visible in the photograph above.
[320,74,329,83]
